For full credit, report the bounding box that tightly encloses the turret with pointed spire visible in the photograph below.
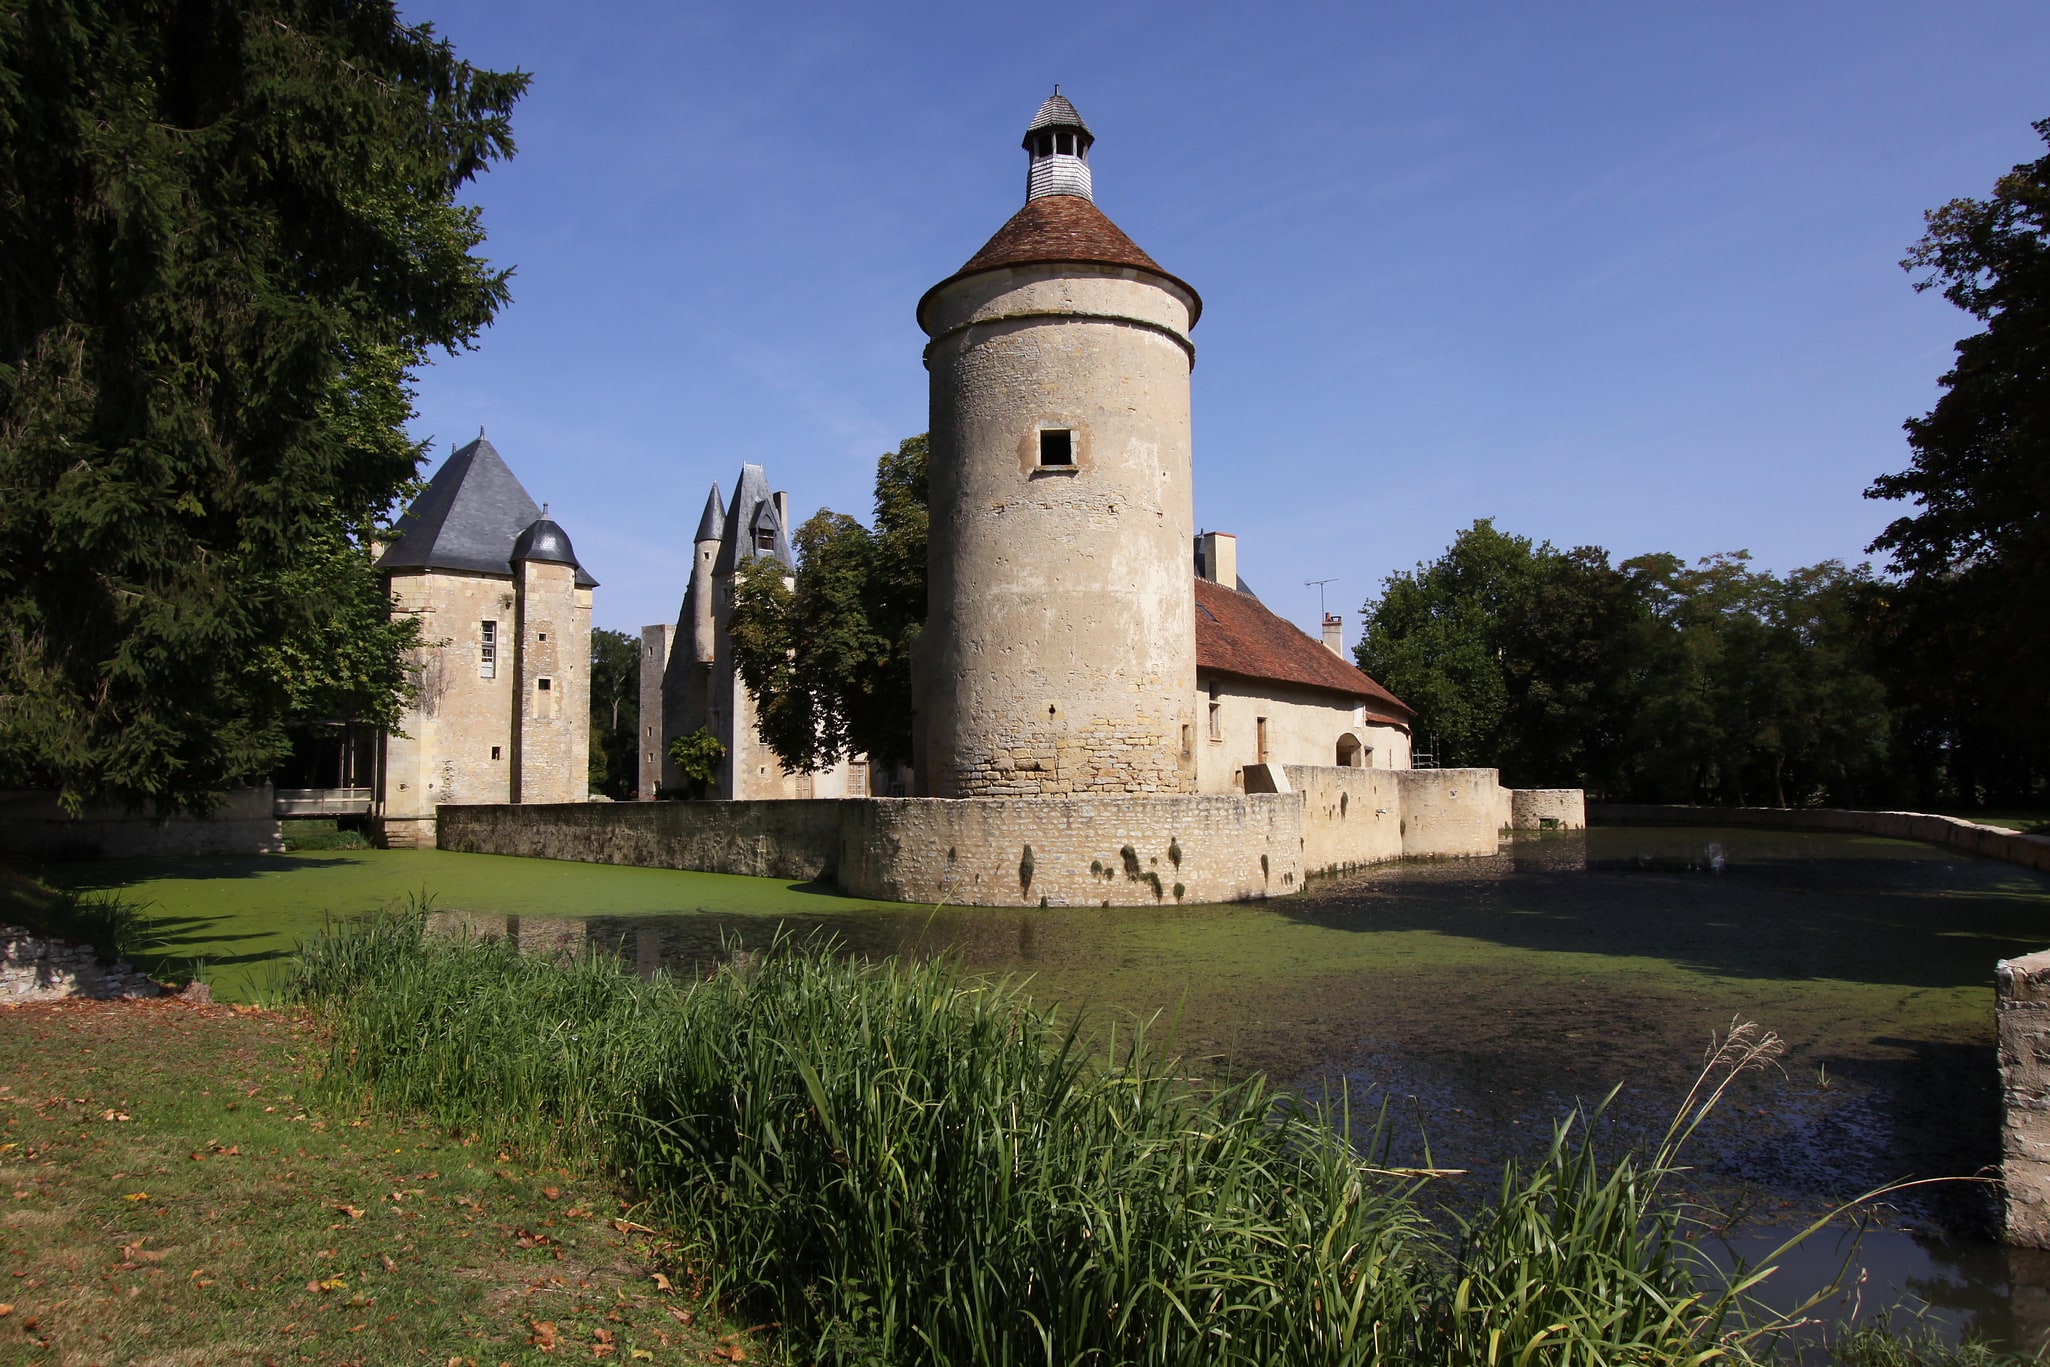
[914,93,1200,798]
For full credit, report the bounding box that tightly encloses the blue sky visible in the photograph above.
[401,0,2050,646]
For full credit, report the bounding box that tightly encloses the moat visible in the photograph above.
[54,824,2050,1349]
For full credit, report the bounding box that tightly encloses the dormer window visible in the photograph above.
[1038,429,1074,467]
[755,526,776,551]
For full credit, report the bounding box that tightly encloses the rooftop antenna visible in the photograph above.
[1306,578,1338,618]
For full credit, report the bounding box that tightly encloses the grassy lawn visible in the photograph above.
[0,997,771,1367]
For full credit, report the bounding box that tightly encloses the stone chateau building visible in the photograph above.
[638,463,870,802]
[439,92,1581,901]
[641,91,1416,807]
[370,435,596,847]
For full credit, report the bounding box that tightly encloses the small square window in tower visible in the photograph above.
[1038,429,1074,467]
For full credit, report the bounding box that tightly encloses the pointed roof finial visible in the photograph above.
[479,424,485,437]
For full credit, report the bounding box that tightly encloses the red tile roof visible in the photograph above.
[918,194,1202,329]
[1194,577,1413,724]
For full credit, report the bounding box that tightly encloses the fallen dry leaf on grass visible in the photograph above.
[336,1204,365,1219]
[542,1185,561,1200]
[649,1273,673,1293]
[529,1318,560,1352]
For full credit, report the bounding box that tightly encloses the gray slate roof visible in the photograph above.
[377,435,596,587]
[1026,90,1090,135]
[713,463,793,575]
[694,484,726,544]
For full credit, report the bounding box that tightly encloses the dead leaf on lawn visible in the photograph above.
[649,1272,673,1293]
[529,1319,561,1352]
[121,1192,150,1202]
[542,1185,561,1200]
[336,1204,365,1219]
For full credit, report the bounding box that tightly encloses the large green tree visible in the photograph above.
[0,0,525,811]
[1866,117,2050,802]
[587,627,638,800]
[1357,523,1890,804]
[729,435,928,775]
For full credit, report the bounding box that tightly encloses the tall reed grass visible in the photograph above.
[293,914,1795,1366]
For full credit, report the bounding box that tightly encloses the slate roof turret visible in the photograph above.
[713,463,793,575]
[376,434,596,587]
[511,514,586,575]
[694,484,726,544]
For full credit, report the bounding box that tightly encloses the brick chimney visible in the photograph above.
[1322,613,1343,656]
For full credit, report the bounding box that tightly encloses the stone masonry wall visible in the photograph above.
[1394,769,1511,859]
[439,800,843,882]
[837,794,1301,906]
[2,927,161,1001]
[1511,789,1587,830]
[1591,804,2050,875]
[919,267,1198,799]
[438,770,1530,906]
[2000,950,2050,1246]
[1285,766,1405,875]
[0,787,282,860]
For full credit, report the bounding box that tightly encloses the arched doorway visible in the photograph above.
[1336,733,1364,768]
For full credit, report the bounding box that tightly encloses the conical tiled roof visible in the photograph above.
[918,195,1201,330]
[377,435,595,587]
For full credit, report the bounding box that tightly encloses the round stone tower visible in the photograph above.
[915,91,1201,798]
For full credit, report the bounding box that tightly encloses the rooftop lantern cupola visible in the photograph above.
[1024,87,1094,203]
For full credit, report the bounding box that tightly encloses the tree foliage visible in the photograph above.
[1357,522,1891,805]
[586,627,638,799]
[0,0,526,810]
[1866,117,2050,800]
[729,435,928,775]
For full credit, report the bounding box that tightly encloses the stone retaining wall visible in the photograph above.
[1511,789,1587,831]
[438,800,842,882]
[1,927,161,1002]
[1590,803,2050,874]
[0,787,282,861]
[837,794,1300,906]
[2000,950,2050,1246]
[439,767,1557,906]
[1396,769,1511,859]
[1287,767,1404,875]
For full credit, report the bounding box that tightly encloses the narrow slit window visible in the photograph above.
[1038,429,1073,467]
[491,745,502,760]
[1256,717,1269,764]
[479,621,497,678]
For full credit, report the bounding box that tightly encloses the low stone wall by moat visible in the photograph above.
[436,766,1577,907]
[1590,803,2050,875]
